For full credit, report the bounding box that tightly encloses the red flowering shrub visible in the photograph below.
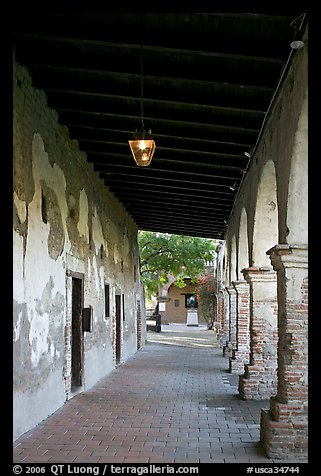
[196,274,217,328]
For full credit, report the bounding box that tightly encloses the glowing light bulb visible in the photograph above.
[139,140,147,150]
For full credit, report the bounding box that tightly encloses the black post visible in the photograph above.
[155,313,161,333]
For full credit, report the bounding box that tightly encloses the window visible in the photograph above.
[174,299,180,307]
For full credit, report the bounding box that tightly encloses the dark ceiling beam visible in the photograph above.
[105,177,236,197]
[131,214,227,228]
[200,13,294,21]
[14,41,283,90]
[108,184,234,205]
[117,193,232,213]
[93,162,241,182]
[87,153,247,173]
[113,197,232,213]
[139,218,224,230]
[57,108,260,134]
[81,133,248,154]
[56,106,262,137]
[106,147,244,162]
[112,193,233,208]
[86,143,246,157]
[86,146,247,163]
[45,87,268,115]
[136,222,224,238]
[133,221,225,235]
[135,215,224,230]
[99,169,240,189]
[29,66,275,97]
[118,201,233,218]
[26,67,272,111]
[45,86,271,114]
[68,124,254,148]
[13,33,285,64]
[126,215,227,230]
[89,156,245,175]
[122,200,230,217]
[64,119,257,144]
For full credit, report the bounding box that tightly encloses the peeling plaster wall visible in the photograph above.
[13,61,145,441]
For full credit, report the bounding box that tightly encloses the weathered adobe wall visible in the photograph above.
[13,60,144,441]
[226,30,308,266]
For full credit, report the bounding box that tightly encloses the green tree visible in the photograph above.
[138,231,216,298]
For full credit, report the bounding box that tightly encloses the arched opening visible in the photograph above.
[238,208,249,277]
[252,160,278,267]
[260,89,308,459]
[284,90,308,244]
[239,161,279,401]
[230,235,237,282]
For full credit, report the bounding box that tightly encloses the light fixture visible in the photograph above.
[128,24,156,166]
[229,182,237,191]
[290,13,306,50]
[290,39,304,50]
[244,147,254,158]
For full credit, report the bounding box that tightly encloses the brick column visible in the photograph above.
[260,245,308,460]
[229,280,250,374]
[238,267,278,400]
[214,290,228,348]
[223,285,237,358]
[221,289,229,348]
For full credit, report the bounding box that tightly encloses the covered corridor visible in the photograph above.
[13,12,308,463]
[13,325,306,464]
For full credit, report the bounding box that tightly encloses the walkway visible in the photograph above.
[13,324,307,464]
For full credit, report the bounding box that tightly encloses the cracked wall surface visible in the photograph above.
[13,61,145,441]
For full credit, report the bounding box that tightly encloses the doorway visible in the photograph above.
[71,275,84,390]
[115,294,121,364]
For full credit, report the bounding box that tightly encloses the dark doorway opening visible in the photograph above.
[71,276,84,390]
[115,294,121,364]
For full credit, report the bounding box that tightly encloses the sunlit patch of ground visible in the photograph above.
[147,323,220,348]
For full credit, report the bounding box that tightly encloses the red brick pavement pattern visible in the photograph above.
[13,324,308,464]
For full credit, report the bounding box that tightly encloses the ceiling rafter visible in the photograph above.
[13,32,286,63]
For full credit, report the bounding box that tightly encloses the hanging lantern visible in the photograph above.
[128,18,156,167]
[129,130,156,167]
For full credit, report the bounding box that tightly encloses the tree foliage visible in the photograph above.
[138,231,216,297]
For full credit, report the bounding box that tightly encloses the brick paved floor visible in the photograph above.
[13,324,308,464]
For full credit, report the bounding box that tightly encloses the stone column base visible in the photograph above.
[260,405,308,460]
[238,364,277,400]
[228,351,248,374]
[223,340,234,358]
